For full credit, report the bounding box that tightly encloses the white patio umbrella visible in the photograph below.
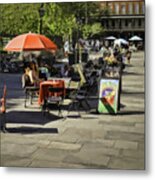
[104,36,116,40]
[129,35,143,41]
[114,38,129,46]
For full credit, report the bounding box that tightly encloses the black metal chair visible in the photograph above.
[66,79,91,118]
[24,86,40,108]
[22,74,39,108]
[83,69,99,96]
[42,86,65,117]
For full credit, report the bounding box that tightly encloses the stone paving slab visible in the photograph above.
[29,159,87,169]
[1,143,38,158]
[98,115,144,123]
[81,143,120,157]
[63,152,110,168]
[108,157,144,170]
[114,140,138,150]
[31,148,71,163]
[121,149,144,159]
[1,156,31,167]
[48,141,82,151]
[105,131,144,142]
[77,139,115,148]
[1,133,38,145]
[62,127,107,141]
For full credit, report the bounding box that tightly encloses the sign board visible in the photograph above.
[98,78,119,114]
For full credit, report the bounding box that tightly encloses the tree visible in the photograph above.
[0,2,109,42]
[0,3,40,36]
[82,23,104,39]
[43,3,77,42]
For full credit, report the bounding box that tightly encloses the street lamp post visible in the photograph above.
[75,15,83,64]
[39,3,45,34]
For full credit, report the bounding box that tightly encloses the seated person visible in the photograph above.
[61,64,70,77]
[39,62,49,80]
[22,62,40,88]
[22,67,34,88]
[68,66,75,77]
[29,61,41,85]
[29,61,39,79]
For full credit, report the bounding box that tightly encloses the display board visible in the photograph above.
[98,78,119,114]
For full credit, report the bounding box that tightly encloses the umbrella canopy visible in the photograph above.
[104,36,116,40]
[4,32,57,52]
[114,38,129,46]
[129,35,143,41]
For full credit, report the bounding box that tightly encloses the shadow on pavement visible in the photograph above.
[5,111,62,125]
[117,110,144,115]
[123,71,144,76]
[122,91,144,95]
[4,127,58,134]
[89,110,144,116]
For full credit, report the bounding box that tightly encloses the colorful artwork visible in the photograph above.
[98,79,119,114]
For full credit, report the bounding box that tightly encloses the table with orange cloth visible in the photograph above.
[38,80,65,105]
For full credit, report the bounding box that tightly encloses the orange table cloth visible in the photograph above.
[38,80,65,105]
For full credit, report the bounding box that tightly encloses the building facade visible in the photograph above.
[100,0,145,39]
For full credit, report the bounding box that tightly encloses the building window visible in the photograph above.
[106,20,109,29]
[108,2,113,13]
[112,19,115,28]
[138,19,142,27]
[121,4,126,14]
[125,19,128,27]
[132,19,135,27]
[119,19,122,29]
[115,3,119,14]
[142,3,145,14]
[129,3,133,14]
[135,3,140,14]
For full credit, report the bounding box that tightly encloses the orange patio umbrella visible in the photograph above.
[4,32,57,52]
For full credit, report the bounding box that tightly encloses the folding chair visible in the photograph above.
[0,84,7,132]
[66,77,91,118]
[84,70,99,96]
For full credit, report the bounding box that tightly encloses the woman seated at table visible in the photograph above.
[22,66,34,88]
[22,62,40,88]
[29,61,39,82]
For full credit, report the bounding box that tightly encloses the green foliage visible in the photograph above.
[82,24,92,39]
[82,23,104,39]
[0,3,40,35]
[43,3,76,41]
[0,2,108,41]
[91,23,103,35]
